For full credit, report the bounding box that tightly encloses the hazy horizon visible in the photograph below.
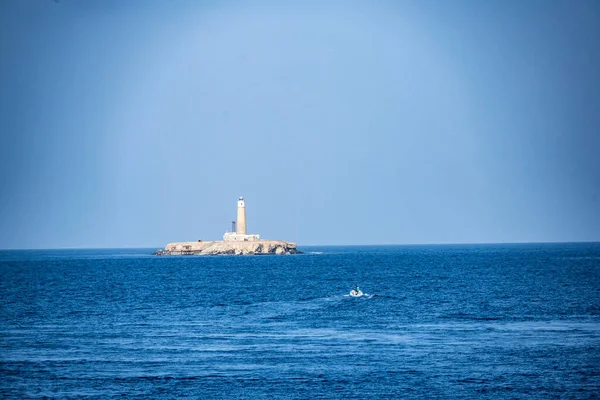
[3,241,600,252]
[1,0,599,249]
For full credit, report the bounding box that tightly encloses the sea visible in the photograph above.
[1,243,599,399]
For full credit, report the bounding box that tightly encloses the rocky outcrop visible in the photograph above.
[154,240,301,256]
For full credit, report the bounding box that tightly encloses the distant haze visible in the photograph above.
[1,0,599,248]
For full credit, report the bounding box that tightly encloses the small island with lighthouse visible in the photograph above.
[154,197,301,255]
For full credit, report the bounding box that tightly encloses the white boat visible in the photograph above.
[349,285,364,297]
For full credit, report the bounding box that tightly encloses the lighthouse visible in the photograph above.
[223,196,260,241]
[237,197,246,235]
[160,194,299,255]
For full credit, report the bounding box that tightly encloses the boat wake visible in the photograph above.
[343,293,374,298]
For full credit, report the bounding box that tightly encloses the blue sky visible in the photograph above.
[0,0,598,248]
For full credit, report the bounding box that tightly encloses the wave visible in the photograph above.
[437,313,501,321]
[343,293,374,299]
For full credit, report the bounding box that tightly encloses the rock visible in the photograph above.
[157,240,301,256]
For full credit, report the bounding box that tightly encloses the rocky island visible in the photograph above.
[154,197,301,256]
[155,239,300,256]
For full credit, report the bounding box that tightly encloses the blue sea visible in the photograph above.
[1,243,599,398]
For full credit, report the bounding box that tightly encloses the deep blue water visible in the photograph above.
[1,243,599,399]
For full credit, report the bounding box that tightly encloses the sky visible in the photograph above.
[0,0,599,248]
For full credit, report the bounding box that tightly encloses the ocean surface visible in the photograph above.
[1,243,599,399]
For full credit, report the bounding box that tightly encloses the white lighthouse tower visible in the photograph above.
[223,196,260,241]
[237,197,246,235]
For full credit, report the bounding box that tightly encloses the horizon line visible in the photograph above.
[1,240,599,251]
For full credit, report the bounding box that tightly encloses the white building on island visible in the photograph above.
[223,197,260,241]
